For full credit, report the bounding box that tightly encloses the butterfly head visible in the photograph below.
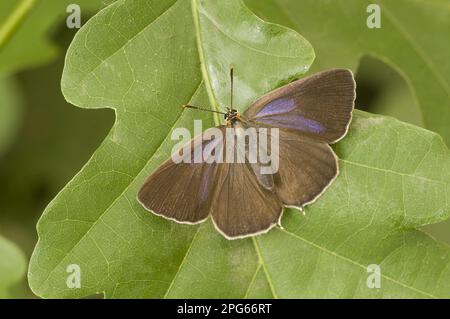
[224,108,240,125]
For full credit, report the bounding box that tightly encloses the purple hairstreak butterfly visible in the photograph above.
[138,68,356,239]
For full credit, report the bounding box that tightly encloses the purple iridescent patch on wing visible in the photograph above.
[198,164,215,202]
[259,114,326,134]
[256,97,297,117]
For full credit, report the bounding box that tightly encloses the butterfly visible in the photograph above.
[138,68,356,239]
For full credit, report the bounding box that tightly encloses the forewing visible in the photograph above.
[137,127,223,224]
[244,69,355,143]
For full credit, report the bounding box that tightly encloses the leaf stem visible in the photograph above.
[191,0,221,126]
[252,238,279,298]
[0,0,38,52]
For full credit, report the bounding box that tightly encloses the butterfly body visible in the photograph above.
[138,69,356,239]
[224,108,240,125]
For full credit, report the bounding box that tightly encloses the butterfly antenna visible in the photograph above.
[182,104,226,115]
[230,65,234,109]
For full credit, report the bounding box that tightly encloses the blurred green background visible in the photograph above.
[0,0,448,298]
[0,0,113,298]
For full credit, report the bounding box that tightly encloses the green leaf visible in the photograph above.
[0,235,26,298]
[245,0,450,145]
[0,0,108,75]
[29,0,450,298]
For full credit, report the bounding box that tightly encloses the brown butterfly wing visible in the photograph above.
[274,130,338,207]
[203,125,282,239]
[138,125,283,239]
[242,69,354,207]
[137,128,223,224]
[210,163,282,239]
[244,68,355,143]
